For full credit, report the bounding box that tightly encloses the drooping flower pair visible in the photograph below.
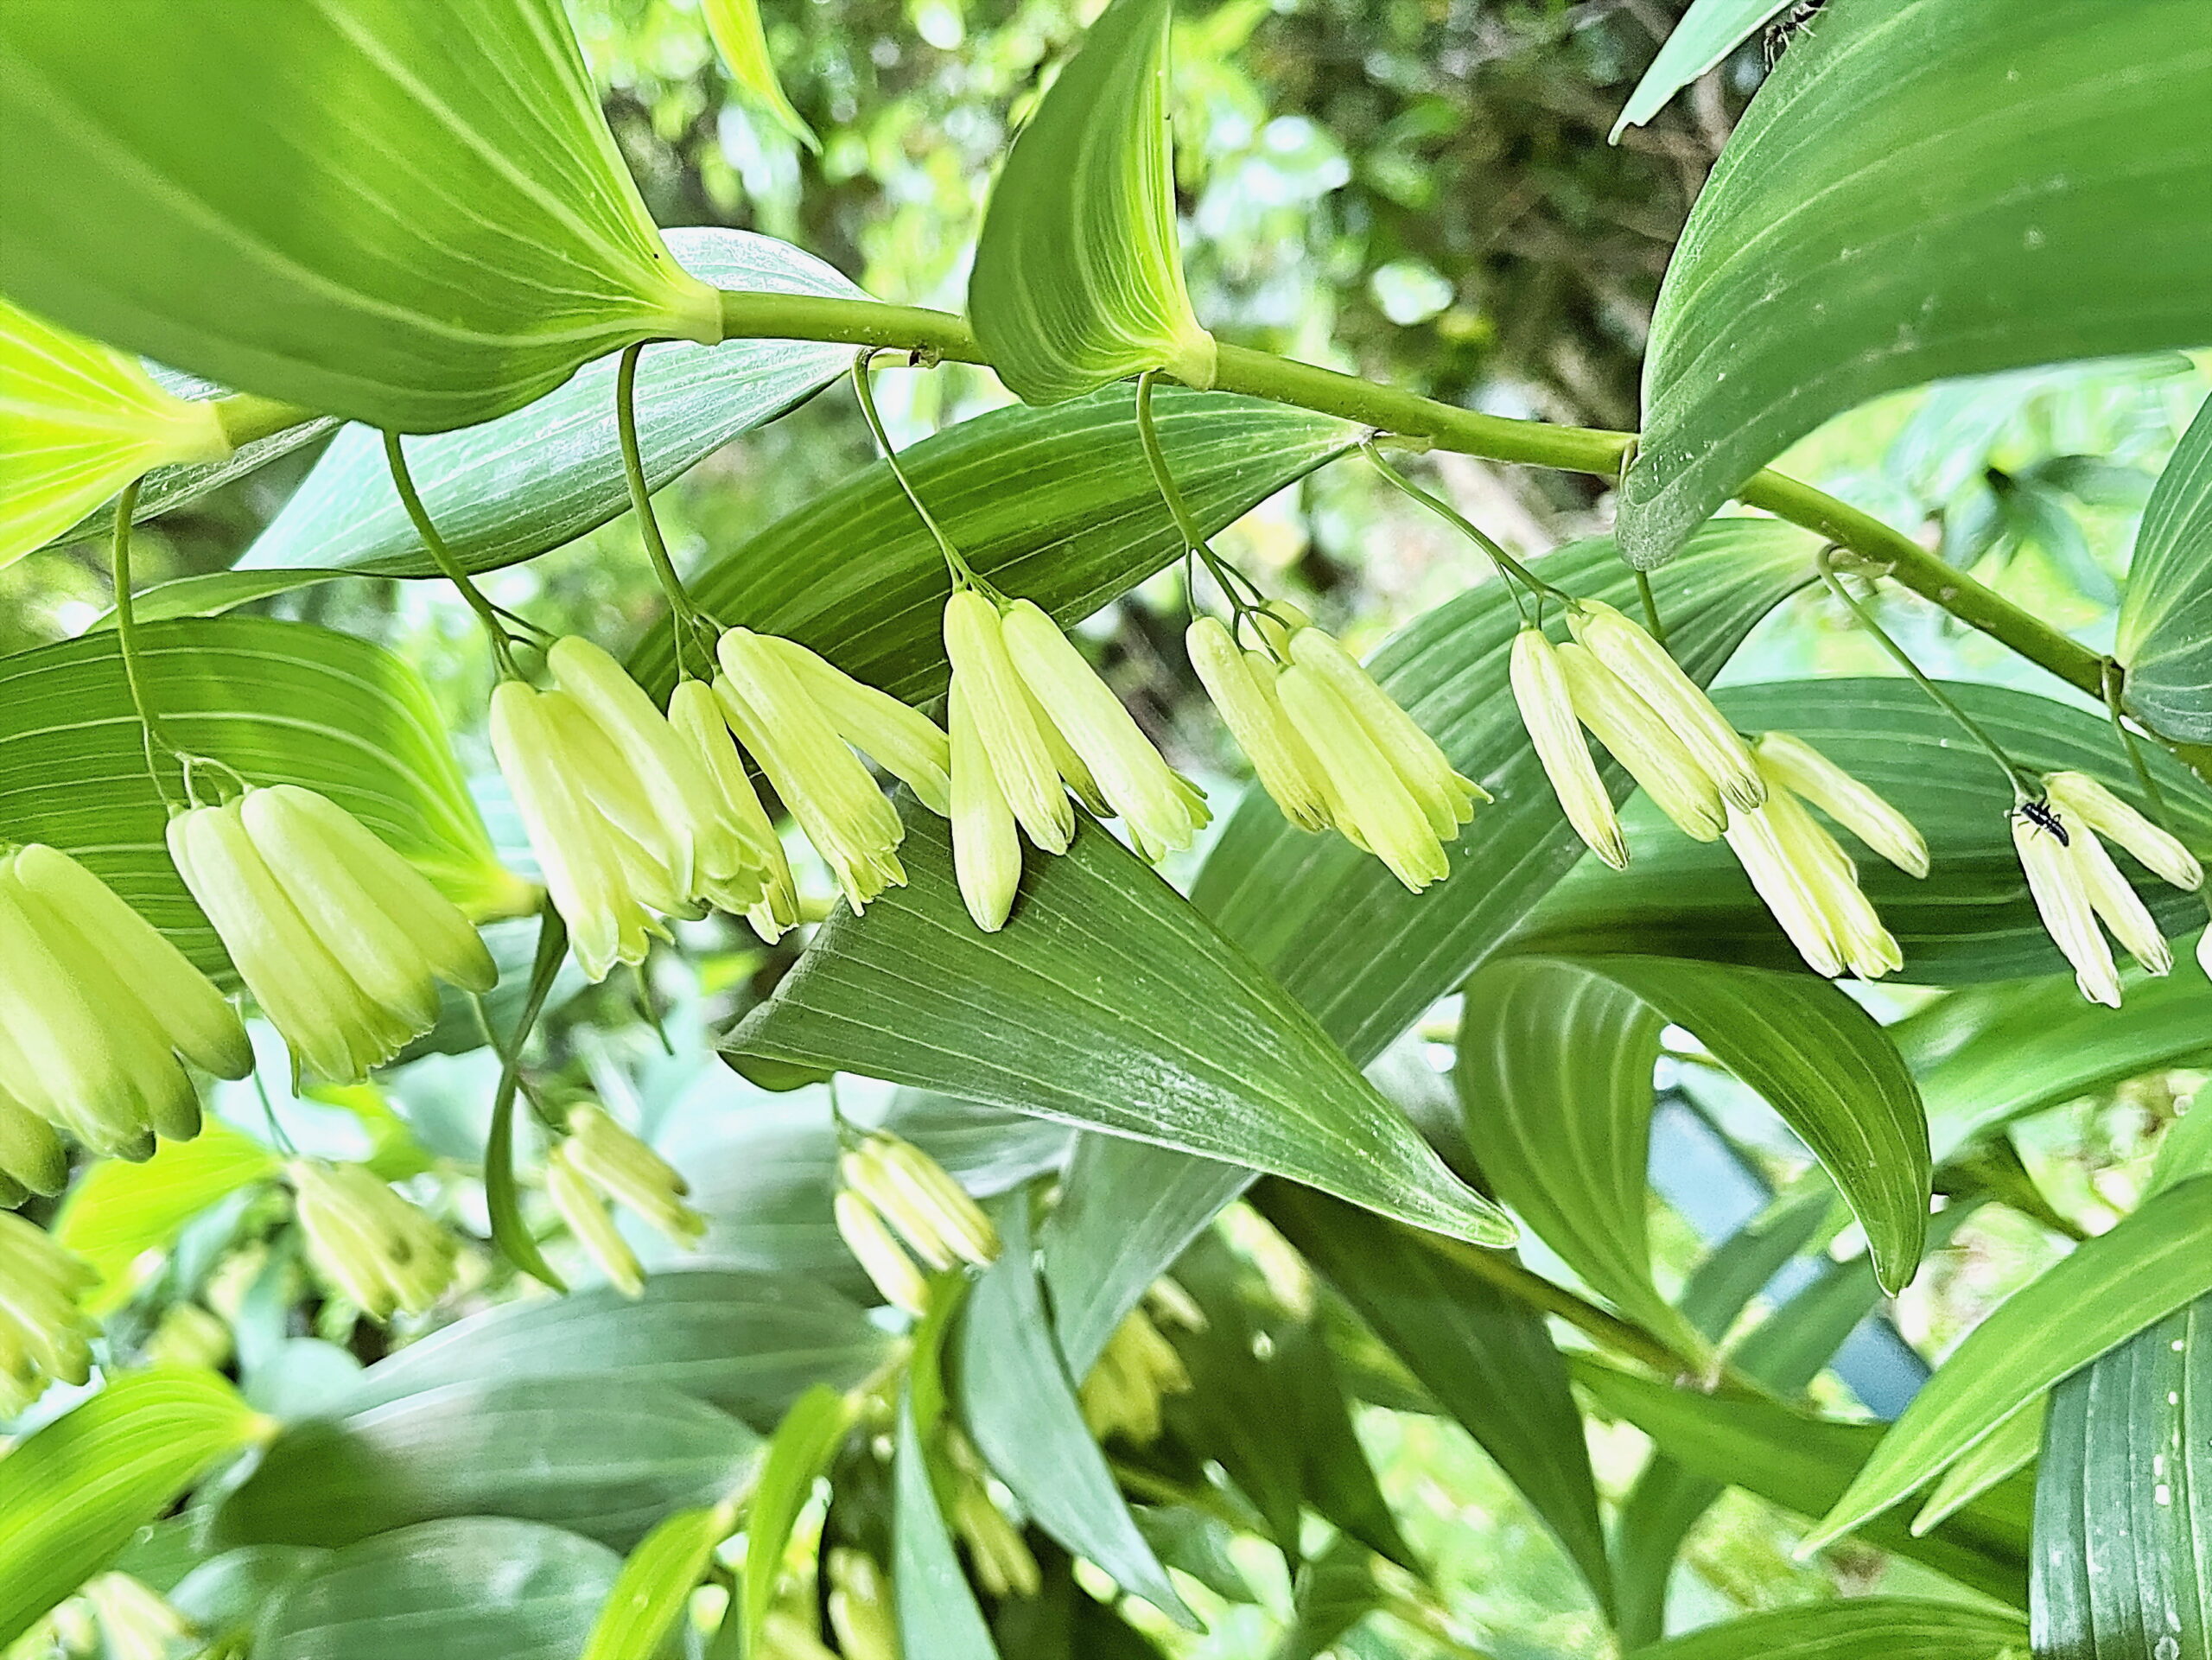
[0,1209,99,1415]
[543,1103,706,1296]
[2012,771,2205,1007]
[832,1129,1000,1313]
[289,1159,459,1321]
[1078,1305,1192,1445]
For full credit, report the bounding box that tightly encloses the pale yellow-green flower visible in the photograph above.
[1079,1307,1192,1445]
[943,588,1076,854]
[288,1160,459,1321]
[2013,805,2121,1008]
[839,1131,999,1271]
[1722,744,1907,982]
[2198,925,2211,984]
[1185,615,1330,833]
[1553,642,1727,842]
[951,1480,1042,1599]
[0,1091,67,1205]
[563,1103,706,1250]
[1756,732,1929,878]
[78,1574,188,1660]
[833,1190,930,1316]
[144,1301,232,1372]
[169,787,496,1083]
[756,634,953,813]
[1566,600,1764,811]
[950,670,1022,932]
[826,1549,899,1660]
[544,1142,645,1298]
[2043,771,2203,893]
[0,1210,98,1416]
[1274,662,1450,891]
[667,677,789,934]
[1511,626,1627,869]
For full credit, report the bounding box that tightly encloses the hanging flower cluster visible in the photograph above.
[825,1549,899,1660]
[832,1129,1000,1312]
[1078,1305,1193,1444]
[544,1103,706,1296]
[946,1428,1043,1598]
[288,1160,459,1321]
[0,1208,98,1415]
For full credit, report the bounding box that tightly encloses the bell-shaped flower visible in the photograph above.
[754,635,952,814]
[1511,627,1627,869]
[950,671,1022,932]
[1185,616,1331,832]
[950,1480,1042,1599]
[169,788,496,1083]
[288,1160,458,1321]
[1000,598,1211,862]
[1723,751,1903,982]
[666,678,782,929]
[1287,625,1484,837]
[1554,643,1727,841]
[0,843,251,1155]
[2043,771,2203,893]
[833,1189,929,1316]
[545,636,719,894]
[545,1142,645,1298]
[1276,661,1449,890]
[1566,600,1764,811]
[943,588,1077,854]
[2013,785,2183,1006]
[1756,732,1929,877]
[0,1210,98,1415]
[1079,1307,1192,1444]
[2012,805,2121,1006]
[826,1550,900,1660]
[838,1130,999,1271]
[716,630,912,913]
[561,1103,705,1250]
[0,1091,67,1204]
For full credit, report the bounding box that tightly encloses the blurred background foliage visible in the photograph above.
[6,3,2207,1655]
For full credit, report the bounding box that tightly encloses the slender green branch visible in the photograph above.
[109,482,180,806]
[1134,371,1212,557]
[615,343,713,677]
[382,430,519,677]
[1634,568,1667,644]
[850,351,976,587]
[1358,441,1564,623]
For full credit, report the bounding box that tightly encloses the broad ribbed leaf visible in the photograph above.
[1521,679,2212,984]
[0,618,518,980]
[1575,1362,2031,1607]
[339,1269,889,1433]
[730,808,1511,1245]
[211,1377,760,1554]
[0,295,228,565]
[1808,1176,2212,1550]
[2032,1294,2209,1660]
[741,1386,856,1658]
[54,1127,280,1310]
[0,1369,269,1644]
[2118,392,2212,741]
[1618,0,2212,566]
[1609,0,1791,141]
[703,0,817,149]
[951,1202,1191,1621]
[1628,1599,2028,1660]
[632,385,1354,699]
[583,1504,733,1660]
[1911,1396,2041,1536]
[257,1517,620,1660]
[1260,1183,1615,1619]
[893,1384,1001,1659]
[0,1,717,431]
[969,0,1213,402]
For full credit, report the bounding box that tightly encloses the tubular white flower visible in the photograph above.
[952,1484,1041,1599]
[826,1550,899,1660]
[0,1210,98,1415]
[665,678,779,925]
[1723,800,1844,978]
[1760,786,1904,980]
[547,636,717,894]
[717,629,908,913]
[942,588,1074,854]
[563,1103,705,1248]
[841,1132,999,1271]
[1001,598,1211,862]
[950,671,1022,932]
[1756,732,1929,878]
[492,680,685,982]
[2043,771,2202,893]
[1554,643,1728,842]
[545,1142,645,1298]
[758,634,953,814]
[2066,822,2172,976]
[1511,627,1628,869]
[2013,806,2121,1008]
[1277,664,1449,892]
[1287,625,1485,836]
[1080,1307,1191,1444]
[289,1161,458,1321]
[833,1190,929,1316]
[1566,600,1764,811]
[1185,616,1331,831]
[0,1091,67,1199]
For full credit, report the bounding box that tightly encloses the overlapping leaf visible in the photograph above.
[1609,0,1793,142]
[582,1504,733,1660]
[893,1384,1001,1659]
[1627,1598,2028,1660]
[54,1126,280,1309]
[2118,391,2212,741]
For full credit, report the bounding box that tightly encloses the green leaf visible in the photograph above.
[703,0,817,150]
[1625,1598,2029,1660]
[741,1385,857,1658]
[632,385,1355,700]
[339,1269,891,1434]
[584,1503,734,1660]
[729,806,1510,1246]
[210,1377,760,1555]
[1519,679,2212,984]
[2033,1293,2209,1659]
[1258,1182,1616,1619]
[1574,1361,2031,1608]
[969,0,1213,402]
[1806,1176,2212,1550]
[0,617,523,978]
[0,294,229,567]
[950,1200,1192,1622]
[257,1517,622,1660]
[0,1367,270,1644]
[1618,0,2212,566]
[0,0,718,432]
[2118,391,2212,741]
[1274,1317,1418,1575]
[1910,1396,2041,1537]
[893,1383,1001,1660]
[54,1126,280,1310]
[1609,0,1790,141]
[1270,1536,1384,1660]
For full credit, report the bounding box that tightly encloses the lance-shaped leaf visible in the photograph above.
[0,0,719,433]
[1618,0,2212,567]
[969,0,1215,403]
[0,296,230,566]
[2032,1294,2209,1660]
[55,1127,282,1310]
[1627,1599,2029,1660]
[741,1386,857,1658]
[893,1383,1001,1659]
[583,1504,734,1660]
[729,809,1512,1245]
[703,0,817,150]
[2118,391,2212,741]
[1609,0,1794,142]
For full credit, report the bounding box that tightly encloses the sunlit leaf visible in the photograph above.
[584,1503,734,1660]
[54,1127,281,1311]
[1609,0,1792,142]
[1625,1598,2028,1660]
[740,1385,856,1658]
[2117,391,2212,741]
[703,0,818,150]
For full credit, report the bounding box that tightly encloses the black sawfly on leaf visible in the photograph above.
[1764,0,1828,69]
[2018,798,2070,846]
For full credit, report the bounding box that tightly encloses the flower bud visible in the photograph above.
[1554,643,1727,841]
[563,1103,705,1248]
[1275,665,1449,892]
[952,1483,1041,1599]
[546,1142,645,1297]
[760,1610,841,1660]
[1756,732,1929,878]
[1566,601,1764,811]
[758,635,953,815]
[2013,805,2120,1008]
[0,1211,99,1415]
[1724,801,1844,978]
[2065,819,2172,976]
[717,630,908,913]
[1185,617,1331,832]
[1080,1307,1190,1444]
[1287,626,1485,836]
[1001,599,1211,862]
[841,1133,998,1271]
[0,1090,67,1197]
[943,588,1074,854]
[548,636,720,894]
[666,678,782,927]
[834,1190,930,1316]
[289,1161,458,1321]
[950,672,1022,932]
[2043,771,2202,893]
[1511,628,1628,869]
[826,1549,900,1660]
[1761,786,1903,980]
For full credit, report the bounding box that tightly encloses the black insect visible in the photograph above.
[2018,798,2070,846]
[1764,0,1828,69]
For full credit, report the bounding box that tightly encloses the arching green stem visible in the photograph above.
[382,430,520,678]
[850,350,979,589]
